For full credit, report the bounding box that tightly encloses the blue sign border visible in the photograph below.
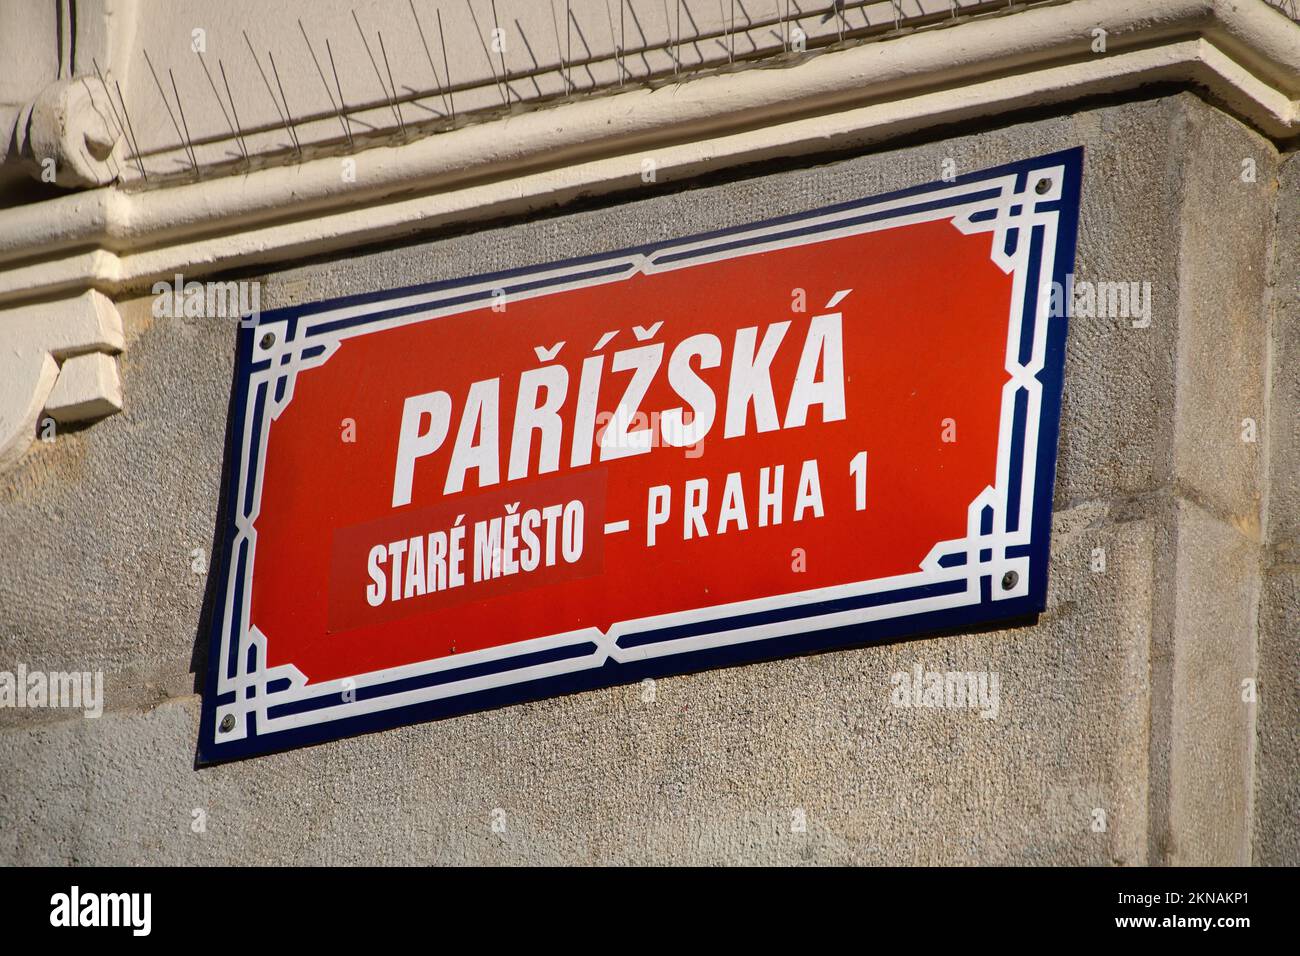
[197,147,1082,764]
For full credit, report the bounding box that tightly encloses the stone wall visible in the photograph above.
[0,91,1293,865]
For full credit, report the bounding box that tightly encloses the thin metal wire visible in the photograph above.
[168,68,199,171]
[197,50,243,160]
[353,9,405,125]
[675,0,681,75]
[466,0,509,105]
[268,50,302,156]
[326,38,354,144]
[90,59,126,140]
[408,0,452,118]
[243,29,299,156]
[115,80,147,181]
[491,0,511,105]
[436,9,457,119]
[218,59,249,164]
[379,32,407,133]
[300,20,353,147]
[143,50,194,171]
[95,59,146,181]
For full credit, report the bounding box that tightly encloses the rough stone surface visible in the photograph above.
[0,92,1292,865]
[1254,149,1300,867]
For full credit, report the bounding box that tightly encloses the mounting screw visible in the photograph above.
[1035,177,1052,195]
[1001,570,1019,590]
[259,331,276,350]
[219,713,235,733]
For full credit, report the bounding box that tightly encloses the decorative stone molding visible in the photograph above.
[0,351,58,473]
[7,77,125,189]
[44,351,123,422]
[0,291,123,471]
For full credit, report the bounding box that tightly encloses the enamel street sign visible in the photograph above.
[200,148,1083,762]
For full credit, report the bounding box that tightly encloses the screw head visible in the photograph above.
[259,331,276,350]
[1035,177,1052,195]
[219,713,236,733]
[1001,570,1019,590]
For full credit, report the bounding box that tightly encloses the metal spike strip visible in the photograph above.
[113,0,1041,180]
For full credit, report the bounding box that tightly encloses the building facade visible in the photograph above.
[0,0,1297,864]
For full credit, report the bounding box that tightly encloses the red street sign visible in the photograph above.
[200,149,1082,761]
